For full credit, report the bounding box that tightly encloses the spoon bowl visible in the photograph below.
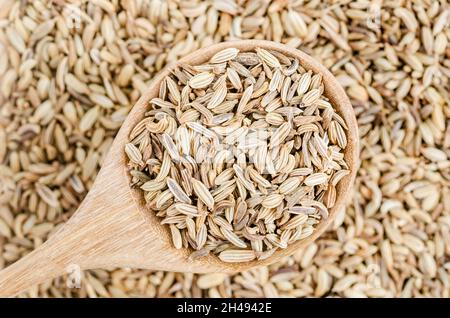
[0,40,358,297]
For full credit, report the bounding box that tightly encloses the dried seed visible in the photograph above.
[189,72,215,89]
[219,250,256,262]
[210,48,240,64]
[167,178,192,204]
[191,178,215,209]
[304,173,328,186]
[256,48,281,68]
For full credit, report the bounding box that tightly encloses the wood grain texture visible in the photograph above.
[0,40,359,297]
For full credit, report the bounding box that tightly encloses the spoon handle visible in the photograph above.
[0,170,160,297]
[0,199,103,297]
[0,234,75,297]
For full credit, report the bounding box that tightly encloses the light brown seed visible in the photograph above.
[256,48,281,68]
[210,48,240,64]
[167,178,192,204]
[189,72,215,89]
[191,178,215,209]
[219,250,256,263]
[304,173,328,186]
[173,203,199,216]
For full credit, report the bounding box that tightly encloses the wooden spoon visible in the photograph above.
[0,40,359,297]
